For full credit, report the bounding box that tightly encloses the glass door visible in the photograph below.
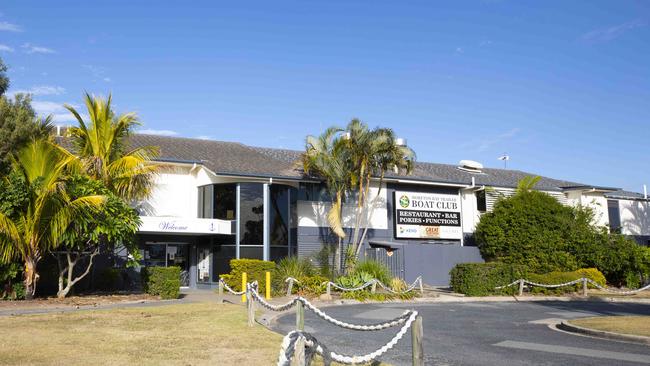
[197,244,211,284]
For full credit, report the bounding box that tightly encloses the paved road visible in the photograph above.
[273,301,650,365]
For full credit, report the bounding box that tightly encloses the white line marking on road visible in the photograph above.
[494,340,650,364]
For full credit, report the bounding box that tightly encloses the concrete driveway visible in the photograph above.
[273,300,650,365]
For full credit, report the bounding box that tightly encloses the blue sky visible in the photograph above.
[1,1,649,191]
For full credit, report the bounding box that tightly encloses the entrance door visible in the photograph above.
[144,242,190,287]
[197,245,211,284]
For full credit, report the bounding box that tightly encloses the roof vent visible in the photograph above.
[458,160,483,173]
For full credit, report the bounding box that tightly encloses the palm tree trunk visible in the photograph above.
[24,256,39,300]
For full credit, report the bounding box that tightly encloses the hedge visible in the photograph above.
[449,263,529,296]
[220,259,275,292]
[141,266,181,299]
[528,268,606,295]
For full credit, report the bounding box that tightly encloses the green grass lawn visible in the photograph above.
[569,316,650,337]
[0,303,283,365]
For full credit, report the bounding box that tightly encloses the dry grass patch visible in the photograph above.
[587,289,650,299]
[569,316,650,337]
[0,302,280,365]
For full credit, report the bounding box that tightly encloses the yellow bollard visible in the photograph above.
[266,271,271,300]
[241,272,247,303]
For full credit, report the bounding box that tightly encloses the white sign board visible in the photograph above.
[394,191,462,240]
[138,216,232,235]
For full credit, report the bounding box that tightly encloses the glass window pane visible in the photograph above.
[202,185,213,218]
[269,185,289,246]
[240,246,263,260]
[213,184,237,220]
[212,245,236,281]
[270,246,289,262]
[239,183,264,245]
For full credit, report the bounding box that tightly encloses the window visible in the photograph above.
[607,200,621,233]
[239,183,264,245]
[213,184,237,220]
[476,190,487,212]
[269,185,290,246]
[198,185,213,218]
[298,183,331,202]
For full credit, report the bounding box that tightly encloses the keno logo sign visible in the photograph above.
[394,191,462,240]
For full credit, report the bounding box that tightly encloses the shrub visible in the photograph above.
[295,275,328,297]
[95,267,121,291]
[220,259,275,292]
[272,257,315,294]
[449,262,528,296]
[354,260,392,285]
[141,266,181,299]
[528,268,606,295]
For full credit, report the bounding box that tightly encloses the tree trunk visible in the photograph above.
[57,248,99,299]
[23,256,39,300]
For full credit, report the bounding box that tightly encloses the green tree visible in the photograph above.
[0,94,53,175]
[65,93,159,201]
[475,180,650,286]
[0,58,8,96]
[342,119,415,264]
[301,127,351,272]
[55,175,141,298]
[302,120,415,271]
[0,139,105,298]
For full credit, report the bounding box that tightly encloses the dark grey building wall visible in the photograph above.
[296,182,484,285]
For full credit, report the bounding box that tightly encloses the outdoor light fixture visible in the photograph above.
[386,249,394,257]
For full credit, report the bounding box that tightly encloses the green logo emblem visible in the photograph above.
[399,195,410,208]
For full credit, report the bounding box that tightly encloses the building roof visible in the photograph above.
[58,133,595,191]
[604,190,649,201]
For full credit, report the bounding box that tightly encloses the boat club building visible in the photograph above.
[97,134,650,287]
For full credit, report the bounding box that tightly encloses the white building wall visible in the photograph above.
[298,182,388,230]
[618,199,650,236]
[143,165,197,218]
[566,191,609,227]
[460,190,481,233]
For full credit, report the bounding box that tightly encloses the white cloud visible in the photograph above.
[455,47,464,53]
[0,21,22,32]
[196,135,214,140]
[103,77,111,82]
[0,44,14,52]
[30,100,84,124]
[138,129,179,136]
[479,40,493,47]
[460,128,521,153]
[581,19,647,43]
[22,43,55,54]
[10,85,66,96]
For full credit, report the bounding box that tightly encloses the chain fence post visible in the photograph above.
[518,279,524,296]
[411,315,424,366]
[371,280,377,294]
[296,300,305,331]
[326,282,331,297]
[287,278,294,297]
[218,279,224,304]
[419,277,424,294]
[266,271,271,300]
[247,286,255,327]
[582,278,588,297]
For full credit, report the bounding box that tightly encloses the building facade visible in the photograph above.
[112,134,650,287]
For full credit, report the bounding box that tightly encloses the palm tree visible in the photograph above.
[301,127,350,272]
[343,120,415,260]
[65,93,159,201]
[0,139,104,298]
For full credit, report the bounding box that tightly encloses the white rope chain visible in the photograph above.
[374,276,422,294]
[276,310,419,365]
[494,277,650,294]
[219,278,246,295]
[247,283,413,331]
[326,280,377,292]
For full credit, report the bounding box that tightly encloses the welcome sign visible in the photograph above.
[394,191,462,240]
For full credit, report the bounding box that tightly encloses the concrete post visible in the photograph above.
[218,280,224,304]
[518,279,525,296]
[582,278,588,297]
